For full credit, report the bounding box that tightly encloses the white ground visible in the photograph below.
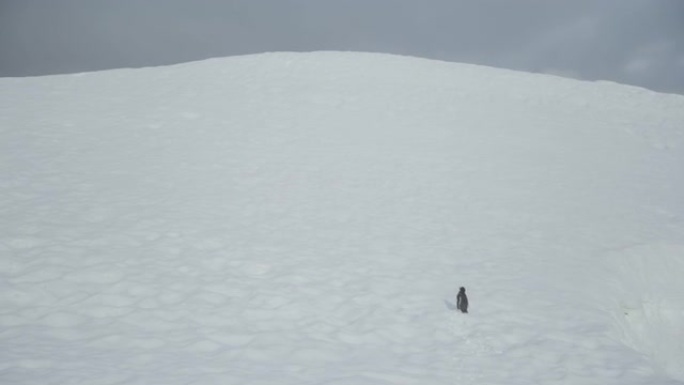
[1,52,683,385]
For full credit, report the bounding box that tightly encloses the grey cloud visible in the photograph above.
[1,0,682,94]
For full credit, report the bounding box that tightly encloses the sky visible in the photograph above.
[1,0,683,94]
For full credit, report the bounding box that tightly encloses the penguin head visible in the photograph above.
[459,287,465,292]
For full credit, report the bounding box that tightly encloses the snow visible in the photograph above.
[1,51,683,384]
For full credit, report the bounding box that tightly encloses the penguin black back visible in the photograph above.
[457,287,468,313]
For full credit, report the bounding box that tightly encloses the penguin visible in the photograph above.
[457,287,468,313]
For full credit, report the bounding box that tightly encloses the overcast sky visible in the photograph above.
[1,0,683,94]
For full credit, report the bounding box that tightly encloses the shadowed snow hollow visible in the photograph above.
[1,52,683,385]
[602,244,684,380]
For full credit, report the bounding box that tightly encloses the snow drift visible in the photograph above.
[603,243,684,380]
[1,52,683,385]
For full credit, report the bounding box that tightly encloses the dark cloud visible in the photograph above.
[1,0,683,94]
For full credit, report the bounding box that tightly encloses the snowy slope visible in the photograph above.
[1,52,683,385]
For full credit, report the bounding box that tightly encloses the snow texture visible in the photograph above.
[1,51,684,384]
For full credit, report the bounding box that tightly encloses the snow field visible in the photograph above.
[1,52,683,384]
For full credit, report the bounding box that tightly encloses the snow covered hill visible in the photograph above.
[1,52,683,385]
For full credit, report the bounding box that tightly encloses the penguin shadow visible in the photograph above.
[443,299,458,311]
